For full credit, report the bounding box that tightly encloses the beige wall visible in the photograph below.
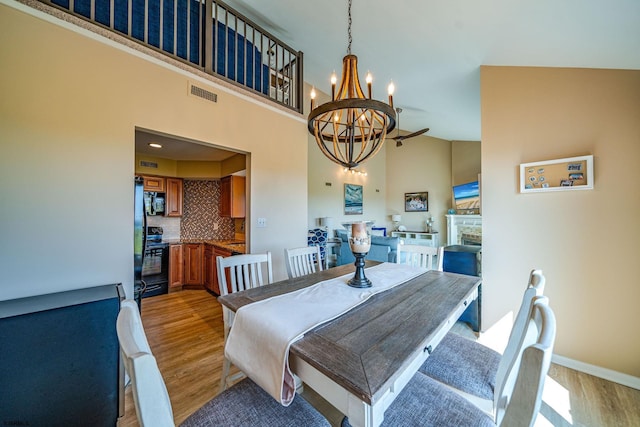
[0,2,307,299]
[481,66,640,377]
[134,154,243,179]
[176,161,223,179]
[452,140,481,186]
[135,155,180,177]
[385,135,452,235]
[307,132,387,232]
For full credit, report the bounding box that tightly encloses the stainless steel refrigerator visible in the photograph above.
[134,176,146,310]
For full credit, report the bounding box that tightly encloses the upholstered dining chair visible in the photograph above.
[116,300,330,427]
[217,252,273,392]
[342,295,556,427]
[396,244,444,271]
[285,246,323,279]
[418,269,546,414]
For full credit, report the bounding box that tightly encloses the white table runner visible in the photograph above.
[224,262,426,405]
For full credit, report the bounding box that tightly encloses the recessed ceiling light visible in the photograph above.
[148,143,162,148]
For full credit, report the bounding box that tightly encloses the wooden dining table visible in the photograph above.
[218,261,481,427]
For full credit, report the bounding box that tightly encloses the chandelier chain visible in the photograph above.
[347,0,352,55]
[307,0,396,169]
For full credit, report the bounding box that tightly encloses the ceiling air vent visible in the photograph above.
[189,82,218,103]
[140,160,158,168]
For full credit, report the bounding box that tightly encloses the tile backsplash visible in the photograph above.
[146,180,236,240]
[147,215,181,240]
[181,180,235,240]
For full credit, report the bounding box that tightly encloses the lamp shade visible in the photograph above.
[392,214,402,222]
[320,217,334,228]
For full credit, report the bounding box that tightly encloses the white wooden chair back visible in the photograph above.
[493,269,546,405]
[397,244,444,271]
[116,300,175,427]
[285,246,323,279]
[217,252,272,392]
[216,252,273,296]
[497,296,556,426]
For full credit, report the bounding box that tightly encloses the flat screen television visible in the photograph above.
[453,181,480,213]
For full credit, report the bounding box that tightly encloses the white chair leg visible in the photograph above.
[219,356,232,393]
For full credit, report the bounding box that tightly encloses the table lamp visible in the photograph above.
[392,214,402,231]
[320,217,334,238]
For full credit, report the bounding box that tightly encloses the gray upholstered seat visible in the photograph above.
[341,373,495,427]
[181,378,330,427]
[418,269,546,411]
[343,295,556,427]
[420,332,500,400]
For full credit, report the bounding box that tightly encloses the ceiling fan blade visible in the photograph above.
[392,128,429,144]
[402,128,430,140]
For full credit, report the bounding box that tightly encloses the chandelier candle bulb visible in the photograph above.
[331,72,337,100]
[388,81,395,109]
[310,87,316,110]
[366,72,372,99]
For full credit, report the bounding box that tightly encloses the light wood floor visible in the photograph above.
[118,290,640,427]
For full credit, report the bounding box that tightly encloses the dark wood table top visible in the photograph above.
[218,261,481,405]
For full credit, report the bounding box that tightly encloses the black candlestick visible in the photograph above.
[347,252,372,288]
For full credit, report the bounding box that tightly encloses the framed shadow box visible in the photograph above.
[520,155,593,193]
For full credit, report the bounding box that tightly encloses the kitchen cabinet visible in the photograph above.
[220,175,245,218]
[142,175,165,192]
[183,243,204,287]
[213,246,233,295]
[204,245,215,293]
[165,177,183,217]
[169,244,183,290]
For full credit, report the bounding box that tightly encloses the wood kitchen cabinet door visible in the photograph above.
[165,177,183,217]
[142,175,165,192]
[169,244,183,290]
[213,247,233,295]
[220,175,245,218]
[183,243,204,287]
[204,245,216,293]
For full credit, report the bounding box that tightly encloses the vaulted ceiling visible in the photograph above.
[222,0,640,141]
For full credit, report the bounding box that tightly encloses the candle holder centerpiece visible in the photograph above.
[347,222,372,288]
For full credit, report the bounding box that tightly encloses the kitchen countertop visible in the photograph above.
[163,239,246,254]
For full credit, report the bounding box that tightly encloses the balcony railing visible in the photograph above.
[38,0,303,112]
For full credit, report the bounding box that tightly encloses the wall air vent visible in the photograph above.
[189,82,218,103]
[140,160,158,168]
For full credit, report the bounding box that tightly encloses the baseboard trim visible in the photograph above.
[552,354,640,390]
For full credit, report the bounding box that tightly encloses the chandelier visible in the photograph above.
[307,0,396,169]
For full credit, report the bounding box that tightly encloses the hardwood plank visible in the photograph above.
[118,290,224,426]
[292,334,370,402]
[118,289,640,427]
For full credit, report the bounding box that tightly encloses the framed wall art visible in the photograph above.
[344,183,363,215]
[405,191,428,212]
[519,155,593,193]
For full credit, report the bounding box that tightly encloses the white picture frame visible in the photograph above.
[519,155,594,193]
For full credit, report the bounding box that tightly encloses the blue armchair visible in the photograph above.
[335,230,399,266]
